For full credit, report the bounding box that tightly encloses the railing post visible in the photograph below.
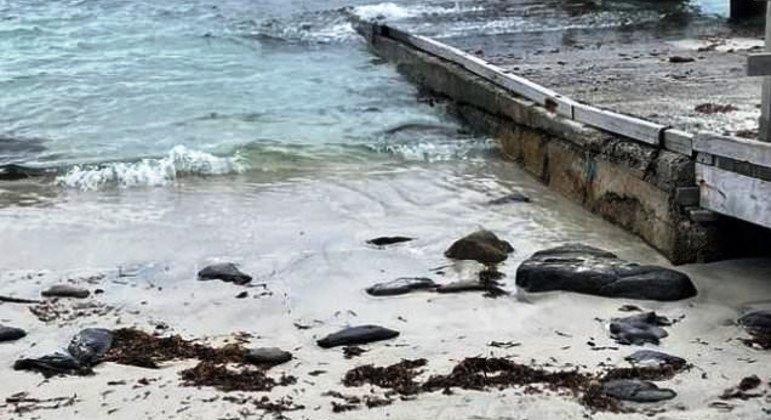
[761,3,771,141]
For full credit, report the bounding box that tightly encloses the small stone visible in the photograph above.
[14,353,84,378]
[602,379,676,402]
[317,325,399,348]
[365,277,436,296]
[0,325,26,342]
[197,263,251,285]
[609,312,670,345]
[41,285,90,299]
[486,192,531,205]
[366,236,413,246]
[669,55,695,63]
[625,350,686,368]
[244,347,292,366]
[236,291,248,299]
[68,328,113,366]
[444,230,513,264]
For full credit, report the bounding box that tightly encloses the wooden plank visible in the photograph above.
[747,52,771,76]
[662,129,693,156]
[382,25,575,118]
[693,132,771,168]
[697,163,771,229]
[572,103,664,146]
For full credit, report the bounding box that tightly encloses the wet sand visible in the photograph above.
[0,155,769,419]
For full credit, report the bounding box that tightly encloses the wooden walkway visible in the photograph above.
[351,15,771,231]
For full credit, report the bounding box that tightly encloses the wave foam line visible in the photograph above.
[56,145,248,190]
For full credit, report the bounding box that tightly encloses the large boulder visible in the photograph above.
[68,328,113,366]
[515,244,696,301]
[317,325,399,348]
[445,230,513,264]
[197,263,251,285]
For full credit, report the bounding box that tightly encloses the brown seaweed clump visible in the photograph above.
[103,328,246,368]
[180,362,296,393]
[339,357,689,413]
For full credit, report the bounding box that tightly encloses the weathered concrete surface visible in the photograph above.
[367,33,719,263]
[454,25,764,137]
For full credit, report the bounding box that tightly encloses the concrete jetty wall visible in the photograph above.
[352,20,734,264]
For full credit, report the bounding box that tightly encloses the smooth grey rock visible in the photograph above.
[602,379,676,402]
[0,325,26,342]
[487,192,531,205]
[197,263,251,285]
[366,277,436,296]
[444,230,514,264]
[366,236,413,246]
[515,244,697,301]
[436,280,507,297]
[68,328,113,366]
[625,350,686,368]
[13,352,84,378]
[610,312,670,345]
[317,325,399,348]
[41,284,90,299]
[244,347,292,365]
[738,310,771,335]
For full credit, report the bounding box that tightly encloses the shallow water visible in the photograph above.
[0,1,769,419]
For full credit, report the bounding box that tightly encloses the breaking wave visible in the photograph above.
[55,146,248,190]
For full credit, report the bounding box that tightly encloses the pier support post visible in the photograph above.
[761,3,771,141]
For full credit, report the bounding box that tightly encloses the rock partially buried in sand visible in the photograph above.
[487,192,531,205]
[738,310,771,335]
[366,236,413,246]
[0,325,26,342]
[198,263,251,285]
[436,280,507,297]
[610,312,670,345]
[41,284,90,299]
[515,244,696,301]
[366,277,436,296]
[68,328,113,366]
[602,379,676,402]
[445,230,513,264]
[13,352,84,378]
[625,350,686,368]
[14,328,113,377]
[317,325,399,348]
[244,347,292,366]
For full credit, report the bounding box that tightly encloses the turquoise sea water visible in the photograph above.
[1,0,727,190]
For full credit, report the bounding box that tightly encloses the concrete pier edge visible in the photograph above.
[348,16,771,264]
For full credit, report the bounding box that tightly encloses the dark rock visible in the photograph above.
[436,280,506,296]
[41,284,90,299]
[479,268,505,282]
[236,291,248,299]
[13,353,86,378]
[738,310,771,335]
[68,328,113,366]
[625,350,686,368]
[669,55,695,63]
[609,312,670,345]
[444,230,513,264]
[487,192,531,205]
[0,325,26,342]
[197,263,251,285]
[601,379,676,402]
[317,325,399,348]
[365,277,436,296]
[515,244,697,301]
[244,347,292,366]
[366,236,413,246]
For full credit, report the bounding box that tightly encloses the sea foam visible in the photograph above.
[56,145,247,190]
